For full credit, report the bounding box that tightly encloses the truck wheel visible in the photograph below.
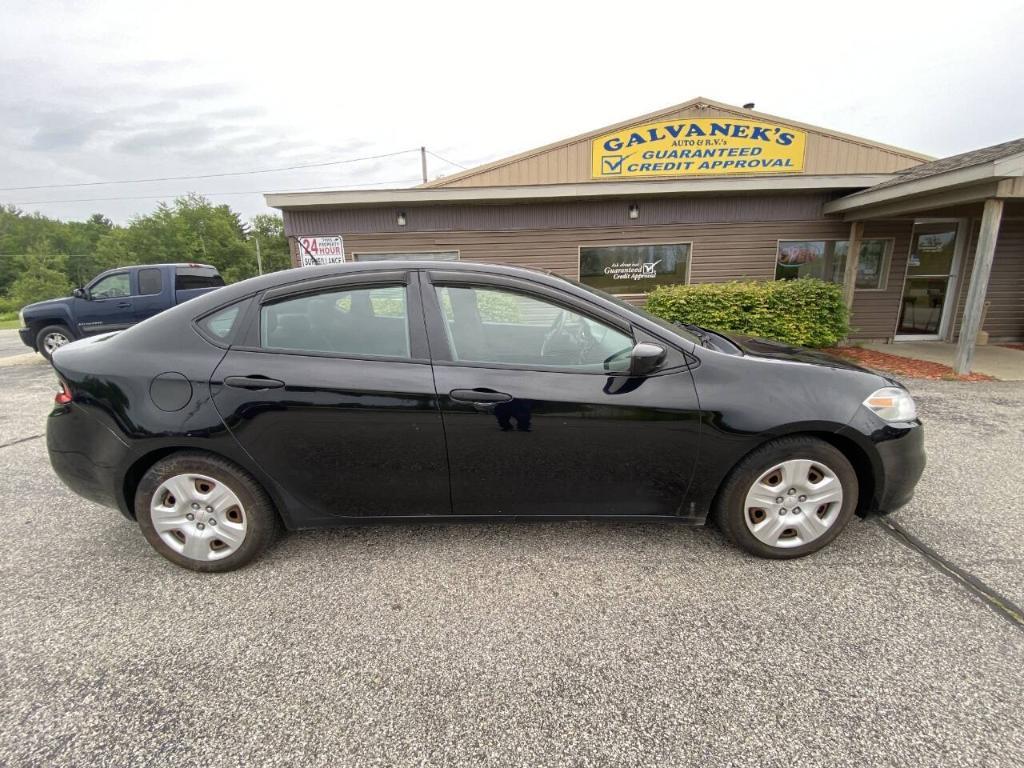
[36,325,74,360]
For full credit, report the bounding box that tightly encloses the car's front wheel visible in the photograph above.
[35,324,73,361]
[713,436,859,558]
[135,452,279,572]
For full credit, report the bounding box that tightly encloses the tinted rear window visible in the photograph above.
[175,267,225,291]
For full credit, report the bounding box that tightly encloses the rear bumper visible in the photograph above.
[18,327,35,351]
[47,402,133,518]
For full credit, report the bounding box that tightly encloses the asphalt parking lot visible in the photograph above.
[1,333,1022,767]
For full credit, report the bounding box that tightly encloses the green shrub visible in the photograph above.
[645,278,849,348]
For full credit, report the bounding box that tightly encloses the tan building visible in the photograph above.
[266,98,1024,373]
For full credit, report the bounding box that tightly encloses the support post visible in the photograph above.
[841,221,863,311]
[420,146,428,184]
[954,198,1004,374]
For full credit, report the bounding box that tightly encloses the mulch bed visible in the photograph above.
[822,347,994,382]
[1001,344,1024,351]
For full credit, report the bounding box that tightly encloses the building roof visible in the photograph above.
[824,137,1024,218]
[867,137,1024,191]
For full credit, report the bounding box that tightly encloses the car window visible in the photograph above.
[260,285,410,358]
[176,267,225,290]
[90,273,131,299]
[138,268,163,296]
[198,304,243,341]
[434,285,633,372]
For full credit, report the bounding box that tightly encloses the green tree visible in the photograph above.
[247,213,291,275]
[6,252,74,309]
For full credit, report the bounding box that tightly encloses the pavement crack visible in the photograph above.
[0,433,44,450]
[875,516,1024,632]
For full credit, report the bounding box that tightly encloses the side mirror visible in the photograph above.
[629,342,666,376]
[73,287,87,299]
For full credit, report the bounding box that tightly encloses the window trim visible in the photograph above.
[351,249,460,262]
[421,275,637,375]
[235,271,429,362]
[136,267,164,297]
[576,241,694,300]
[774,237,894,292]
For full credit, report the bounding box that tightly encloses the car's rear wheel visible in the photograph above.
[135,452,279,572]
[713,436,858,559]
[36,325,73,360]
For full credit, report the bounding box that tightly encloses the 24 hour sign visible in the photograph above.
[591,118,807,178]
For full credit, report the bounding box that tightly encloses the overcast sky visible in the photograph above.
[2,0,1022,224]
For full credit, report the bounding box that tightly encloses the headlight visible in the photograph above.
[863,387,917,422]
[18,308,25,327]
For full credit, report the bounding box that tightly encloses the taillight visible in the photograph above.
[55,381,73,405]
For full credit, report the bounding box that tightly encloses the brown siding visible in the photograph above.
[285,197,919,340]
[849,220,916,340]
[951,215,1024,342]
[430,104,926,188]
[329,220,854,286]
[283,194,832,237]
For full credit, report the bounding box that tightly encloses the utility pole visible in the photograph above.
[254,235,263,275]
[420,146,428,184]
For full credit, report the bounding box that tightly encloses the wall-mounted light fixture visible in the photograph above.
[628,203,640,220]
[397,211,407,226]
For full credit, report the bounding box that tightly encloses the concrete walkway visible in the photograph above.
[861,341,1024,380]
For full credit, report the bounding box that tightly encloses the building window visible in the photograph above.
[354,251,459,262]
[776,239,892,290]
[579,243,691,295]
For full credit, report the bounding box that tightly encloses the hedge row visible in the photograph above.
[645,278,849,348]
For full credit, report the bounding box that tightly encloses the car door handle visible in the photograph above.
[224,375,286,390]
[449,388,512,404]
[116,301,132,308]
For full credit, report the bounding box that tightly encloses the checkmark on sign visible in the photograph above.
[601,155,629,175]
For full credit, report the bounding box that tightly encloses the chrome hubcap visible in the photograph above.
[43,332,70,353]
[743,459,843,548]
[150,473,247,561]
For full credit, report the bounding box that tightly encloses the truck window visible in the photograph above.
[175,267,225,291]
[138,268,163,296]
[90,272,131,299]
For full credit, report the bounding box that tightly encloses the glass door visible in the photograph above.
[896,222,961,339]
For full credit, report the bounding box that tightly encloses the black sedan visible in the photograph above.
[47,261,925,571]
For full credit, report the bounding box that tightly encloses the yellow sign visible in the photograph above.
[591,118,806,179]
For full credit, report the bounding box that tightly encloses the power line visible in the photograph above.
[425,149,469,170]
[0,149,421,192]
[7,178,423,206]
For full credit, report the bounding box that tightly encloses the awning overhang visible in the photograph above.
[266,174,894,211]
[824,152,1024,220]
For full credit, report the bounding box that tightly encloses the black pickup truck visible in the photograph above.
[19,263,224,359]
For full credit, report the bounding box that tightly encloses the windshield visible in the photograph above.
[552,273,701,345]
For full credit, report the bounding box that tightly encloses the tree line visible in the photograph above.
[0,194,292,316]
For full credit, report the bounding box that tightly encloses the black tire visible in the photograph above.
[135,451,280,572]
[712,436,859,559]
[35,324,74,361]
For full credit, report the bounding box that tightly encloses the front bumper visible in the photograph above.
[47,402,132,517]
[839,415,926,514]
[18,327,35,351]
